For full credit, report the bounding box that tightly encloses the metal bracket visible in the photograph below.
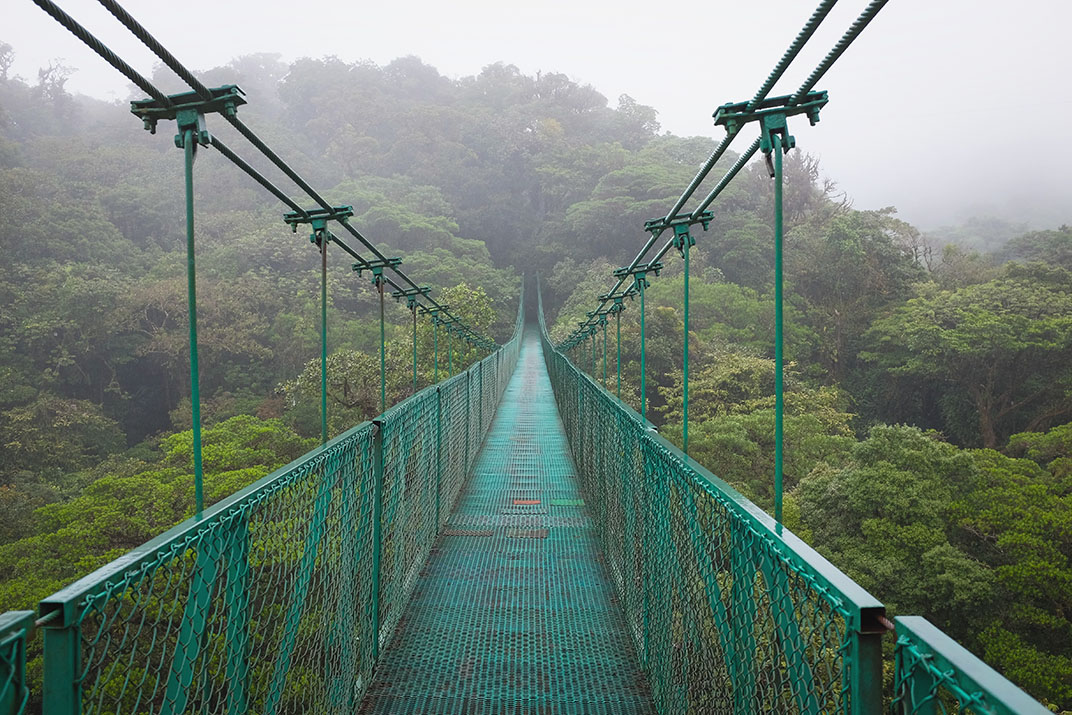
[713,90,829,170]
[283,205,354,248]
[131,85,246,147]
[645,211,713,257]
[419,303,447,318]
[711,89,827,151]
[353,257,402,286]
[392,286,431,310]
[614,261,662,290]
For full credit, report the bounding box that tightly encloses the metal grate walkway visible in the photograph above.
[359,326,654,714]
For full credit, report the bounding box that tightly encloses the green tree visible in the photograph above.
[861,265,1072,447]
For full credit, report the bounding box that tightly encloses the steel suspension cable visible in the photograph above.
[94,0,213,101]
[791,0,892,104]
[207,136,308,216]
[29,0,171,106]
[35,0,494,349]
[562,0,891,348]
[747,0,840,110]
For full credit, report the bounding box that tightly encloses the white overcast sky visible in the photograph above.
[6,0,1071,230]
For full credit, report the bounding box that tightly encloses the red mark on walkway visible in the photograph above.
[513,499,540,505]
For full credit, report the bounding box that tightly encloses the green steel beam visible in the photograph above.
[179,124,205,516]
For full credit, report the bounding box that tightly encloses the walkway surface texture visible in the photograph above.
[360,326,654,714]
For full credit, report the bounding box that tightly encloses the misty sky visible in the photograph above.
[6,0,1071,230]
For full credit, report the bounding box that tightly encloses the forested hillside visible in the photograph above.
[1,45,1070,707]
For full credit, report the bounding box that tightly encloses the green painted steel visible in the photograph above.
[411,302,417,393]
[639,275,647,419]
[181,126,204,515]
[538,282,887,714]
[23,292,522,714]
[0,611,33,715]
[891,617,1051,715]
[773,137,785,525]
[378,276,386,412]
[360,325,653,713]
[321,238,329,444]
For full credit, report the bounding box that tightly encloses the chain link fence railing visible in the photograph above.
[539,282,886,715]
[0,290,522,715]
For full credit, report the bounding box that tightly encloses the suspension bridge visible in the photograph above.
[0,0,1056,713]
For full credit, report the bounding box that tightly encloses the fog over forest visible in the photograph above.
[1,4,1071,710]
[6,0,1072,231]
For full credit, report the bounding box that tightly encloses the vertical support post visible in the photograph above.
[464,370,471,472]
[616,306,622,400]
[378,277,386,414]
[850,625,885,715]
[435,386,442,529]
[42,623,79,714]
[773,140,785,526]
[182,127,204,516]
[682,234,690,455]
[433,319,439,383]
[478,363,484,435]
[410,301,418,395]
[601,320,607,388]
[370,422,385,661]
[448,331,454,377]
[591,330,596,376]
[320,236,328,444]
[638,276,647,421]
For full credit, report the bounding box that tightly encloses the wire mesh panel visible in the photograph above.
[377,390,439,647]
[438,375,471,531]
[890,617,1050,715]
[39,422,377,714]
[0,611,32,715]
[26,288,524,715]
[537,286,885,715]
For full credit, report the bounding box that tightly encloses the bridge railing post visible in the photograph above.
[369,420,385,661]
[42,616,79,714]
[850,619,884,715]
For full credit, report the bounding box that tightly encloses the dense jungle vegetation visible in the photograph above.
[0,45,1069,708]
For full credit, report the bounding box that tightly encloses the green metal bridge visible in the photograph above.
[0,0,1057,713]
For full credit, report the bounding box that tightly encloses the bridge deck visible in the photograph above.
[359,326,653,714]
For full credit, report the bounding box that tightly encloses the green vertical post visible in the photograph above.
[638,276,647,421]
[370,422,385,660]
[434,386,442,529]
[601,319,607,388]
[433,318,439,383]
[464,370,471,471]
[182,127,204,516]
[377,276,386,414]
[448,330,454,377]
[773,141,785,526]
[320,237,328,444]
[590,330,596,376]
[42,623,79,714]
[478,362,484,434]
[410,300,417,395]
[850,625,885,715]
[683,233,690,456]
[616,305,622,399]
